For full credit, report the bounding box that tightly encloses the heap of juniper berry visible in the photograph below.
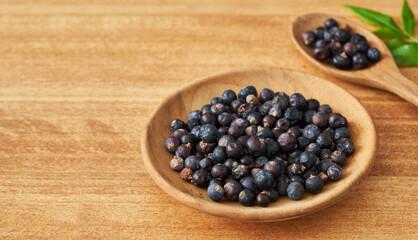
[302,18,381,70]
[165,86,354,207]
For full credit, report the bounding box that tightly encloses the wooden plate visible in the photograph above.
[141,67,377,222]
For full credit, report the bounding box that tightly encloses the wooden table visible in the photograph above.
[0,0,417,239]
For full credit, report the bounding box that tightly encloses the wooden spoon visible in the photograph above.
[292,13,418,107]
[141,67,377,221]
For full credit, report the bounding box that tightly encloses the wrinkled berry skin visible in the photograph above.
[211,163,229,179]
[254,170,275,190]
[286,182,304,200]
[305,175,324,194]
[239,189,255,206]
[207,183,224,201]
[327,164,343,181]
[303,124,321,142]
[170,156,184,171]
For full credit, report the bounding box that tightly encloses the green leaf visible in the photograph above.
[387,41,418,66]
[401,0,415,35]
[343,4,407,37]
[386,38,410,49]
[374,27,407,37]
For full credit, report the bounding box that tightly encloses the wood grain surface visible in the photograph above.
[0,0,417,239]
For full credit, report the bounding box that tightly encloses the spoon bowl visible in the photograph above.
[141,67,377,222]
[292,13,418,107]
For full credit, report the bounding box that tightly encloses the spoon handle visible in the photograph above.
[381,72,418,107]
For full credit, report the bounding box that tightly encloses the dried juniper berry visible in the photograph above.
[210,103,226,115]
[228,124,244,138]
[188,110,202,121]
[198,124,218,143]
[350,33,366,44]
[314,47,330,61]
[289,93,307,110]
[232,118,250,129]
[278,133,297,152]
[247,112,262,125]
[268,105,282,117]
[303,124,321,142]
[256,192,270,207]
[210,97,224,105]
[324,18,338,29]
[334,127,350,142]
[238,189,255,206]
[218,135,234,147]
[262,115,276,128]
[327,164,342,181]
[356,40,369,53]
[287,182,304,200]
[191,126,201,138]
[212,146,228,163]
[258,102,273,116]
[328,113,348,129]
[343,42,358,56]
[176,143,192,159]
[302,31,316,46]
[226,141,243,158]
[287,126,302,138]
[198,141,215,154]
[254,170,275,190]
[276,118,290,131]
[237,135,249,148]
[272,127,285,139]
[316,132,333,148]
[332,52,352,69]
[246,136,266,157]
[254,156,269,168]
[238,86,257,100]
[264,160,281,177]
[312,112,329,128]
[184,155,199,171]
[200,112,217,125]
[318,104,332,114]
[240,176,257,193]
[305,174,323,194]
[287,150,301,164]
[165,136,180,154]
[221,89,237,105]
[287,163,306,176]
[224,180,243,201]
[207,183,224,201]
[192,169,209,187]
[328,41,342,55]
[299,151,317,169]
[217,126,229,137]
[170,119,186,132]
[367,47,380,63]
[303,169,317,179]
[211,163,229,180]
[259,88,274,103]
[231,165,249,179]
[337,138,355,156]
[201,104,211,114]
[170,156,184,171]
[245,125,258,136]
[333,29,350,43]
[180,168,193,182]
[352,53,368,69]
[331,150,346,166]
[181,133,197,145]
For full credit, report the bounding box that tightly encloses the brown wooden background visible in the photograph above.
[0,0,417,239]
